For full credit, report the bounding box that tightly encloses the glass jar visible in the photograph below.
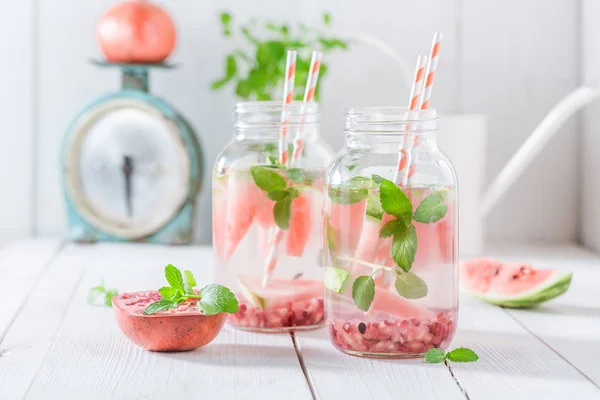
[213,101,333,332]
[323,107,458,358]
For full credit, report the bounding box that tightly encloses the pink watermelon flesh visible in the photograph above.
[223,174,265,260]
[461,259,555,296]
[286,193,313,257]
[256,199,275,228]
[328,199,367,252]
[238,276,323,308]
[212,187,227,257]
[350,215,382,276]
[367,286,436,320]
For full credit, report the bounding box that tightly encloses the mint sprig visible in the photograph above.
[88,281,119,307]
[352,276,375,312]
[413,193,447,223]
[424,347,479,363]
[144,265,239,316]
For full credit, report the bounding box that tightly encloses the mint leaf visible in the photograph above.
[105,289,118,307]
[392,224,418,272]
[274,195,292,230]
[395,271,427,299]
[379,219,403,238]
[184,270,197,293]
[286,168,305,184]
[267,190,289,201]
[264,143,278,153]
[346,164,356,171]
[380,179,412,220]
[165,264,184,292]
[325,216,338,252]
[287,187,300,199]
[251,166,287,192]
[267,155,283,168]
[352,276,375,311]
[88,283,118,307]
[371,174,383,184]
[159,286,178,300]
[328,187,368,205]
[324,267,349,293]
[198,284,239,315]
[413,193,448,224]
[88,285,105,304]
[424,348,446,363]
[446,348,479,362]
[144,299,178,315]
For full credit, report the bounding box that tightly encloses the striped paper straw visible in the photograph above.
[404,32,443,184]
[262,51,323,288]
[394,54,427,185]
[291,51,323,163]
[278,50,297,166]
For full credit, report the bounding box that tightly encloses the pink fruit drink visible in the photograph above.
[324,184,458,358]
[213,167,327,332]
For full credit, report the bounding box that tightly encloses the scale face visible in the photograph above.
[65,99,191,239]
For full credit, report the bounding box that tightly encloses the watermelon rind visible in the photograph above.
[461,271,572,308]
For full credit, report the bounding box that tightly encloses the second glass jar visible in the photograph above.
[213,101,333,332]
[323,107,458,358]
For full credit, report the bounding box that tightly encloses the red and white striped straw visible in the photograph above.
[394,54,428,185]
[404,32,443,185]
[278,50,297,166]
[291,50,323,163]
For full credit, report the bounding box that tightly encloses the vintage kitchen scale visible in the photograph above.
[61,61,203,245]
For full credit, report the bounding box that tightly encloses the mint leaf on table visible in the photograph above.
[413,193,447,223]
[198,284,239,315]
[165,264,184,293]
[352,276,375,311]
[143,299,178,315]
[286,168,305,184]
[274,195,293,230]
[446,348,479,362]
[380,178,412,221]
[88,282,119,307]
[391,224,418,272]
[424,348,446,363]
[379,219,404,238]
[184,270,197,294]
[395,271,427,299]
[251,166,287,192]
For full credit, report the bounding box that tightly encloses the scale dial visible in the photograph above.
[64,98,191,239]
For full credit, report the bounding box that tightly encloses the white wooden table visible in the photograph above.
[0,239,599,400]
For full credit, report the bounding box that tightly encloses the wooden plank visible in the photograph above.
[0,0,35,240]
[0,243,310,399]
[0,239,63,337]
[293,330,465,399]
[461,0,579,243]
[485,245,600,389]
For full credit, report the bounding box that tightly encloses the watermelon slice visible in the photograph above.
[460,258,572,308]
[286,187,320,257]
[256,199,275,228]
[223,171,266,260]
[212,174,228,257]
[328,199,367,252]
[238,275,323,310]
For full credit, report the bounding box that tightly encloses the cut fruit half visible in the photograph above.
[460,258,572,308]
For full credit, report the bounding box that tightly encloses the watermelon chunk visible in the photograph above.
[212,175,228,257]
[460,258,572,308]
[286,189,315,257]
[238,275,323,310]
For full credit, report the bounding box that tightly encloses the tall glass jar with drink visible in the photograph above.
[323,107,458,357]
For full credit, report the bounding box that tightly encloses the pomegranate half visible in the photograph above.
[112,291,227,352]
[96,0,177,63]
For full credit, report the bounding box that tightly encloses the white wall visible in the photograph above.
[0,0,581,245]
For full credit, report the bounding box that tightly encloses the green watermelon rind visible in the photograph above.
[461,271,572,308]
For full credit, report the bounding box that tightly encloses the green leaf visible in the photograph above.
[219,11,232,36]
[104,290,118,307]
[328,187,369,205]
[287,187,300,199]
[371,174,383,184]
[352,276,375,311]
[267,190,289,201]
[395,271,428,299]
[274,195,293,230]
[379,219,404,238]
[264,143,278,153]
[183,270,197,294]
[198,284,239,315]
[235,80,251,99]
[88,285,105,304]
[380,179,412,220]
[165,264,184,292]
[241,26,259,45]
[424,348,446,363]
[159,286,178,300]
[286,168,305,184]
[325,216,338,252]
[250,166,287,192]
[210,76,231,90]
[346,164,356,171]
[144,299,177,315]
[391,224,418,272]
[226,55,237,78]
[446,348,479,362]
[413,193,448,224]
[323,12,331,25]
[324,267,349,293]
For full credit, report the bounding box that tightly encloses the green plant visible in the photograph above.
[211,11,349,101]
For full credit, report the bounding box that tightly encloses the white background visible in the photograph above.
[0,0,589,247]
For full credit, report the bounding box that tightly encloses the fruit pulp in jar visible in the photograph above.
[324,184,458,358]
[213,167,326,332]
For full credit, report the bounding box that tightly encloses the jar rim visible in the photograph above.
[235,101,319,115]
[344,106,437,122]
